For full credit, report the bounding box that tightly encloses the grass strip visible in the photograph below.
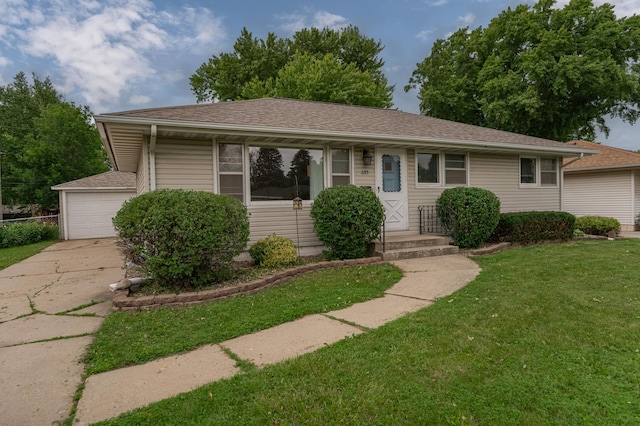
[96,240,640,425]
[85,263,403,375]
[0,240,57,270]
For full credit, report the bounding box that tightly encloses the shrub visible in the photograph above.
[575,216,621,236]
[40,224,59,241]
[113,189,250,290]
[249,234,298,269]
[491,211,576,244]
[310,185,384,260]
[1,222,44,248]
[436,187,501,249]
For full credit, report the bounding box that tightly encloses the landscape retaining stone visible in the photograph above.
[112,257,384,311]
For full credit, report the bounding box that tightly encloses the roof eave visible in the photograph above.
[94,115,596,157]
[564,163,640,173]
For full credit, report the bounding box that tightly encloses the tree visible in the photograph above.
[241,53,393,108]
[190,25,393,108]
[406,0,640,141]
[0,72,62,206]
[0,72,108,209]
[21,103,109,209]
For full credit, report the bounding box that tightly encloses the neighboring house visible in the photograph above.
[52,171,136,240]
[563,140,640,231]
[58,98,594,244]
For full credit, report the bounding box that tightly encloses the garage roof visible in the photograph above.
[52,171,136,191]
[564,140,640,172]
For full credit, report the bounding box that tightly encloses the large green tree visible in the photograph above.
[21,103,109,209]
[190,25,393,108]
[0,72,108,210]
[241,53,393,107]
[406,0,640,141]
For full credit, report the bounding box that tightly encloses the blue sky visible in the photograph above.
[0,0,638,150]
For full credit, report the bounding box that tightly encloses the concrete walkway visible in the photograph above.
[0,239,124,426]
[0,238,481,425]
[74,255,480,425]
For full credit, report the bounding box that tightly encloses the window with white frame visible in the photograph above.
[331,148,351,186]
[249,145,324,202]
[444,153,467,185]
[416,152,467,186]
[417,153,439,184]
[218,143,244,201]
[540,158,557,186]
[520,156,558,187]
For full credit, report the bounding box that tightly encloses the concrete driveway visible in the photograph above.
[0,238,124,426]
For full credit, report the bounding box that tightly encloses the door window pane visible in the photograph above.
[382,154,401,192]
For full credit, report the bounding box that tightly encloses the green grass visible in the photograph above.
[0,240,57,270]
[85,264,403,375]
[97,240,640,425]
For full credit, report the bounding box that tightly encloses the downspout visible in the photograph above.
[562,152,584,169]
[150,124,157,191]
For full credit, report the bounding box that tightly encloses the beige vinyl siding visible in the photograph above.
[247,205,321,247]
[155,139,214,191]
[353,147,375,188]
[470,153,560,212]
[136,141,149,194]
[564,170,634,225]
[408,152,560,234]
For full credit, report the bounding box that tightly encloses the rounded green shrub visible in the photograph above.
[310,185,384,260]
[436,187,501,249]
[249,234,298,269]
[113,189,250,290]
[1,222,43,248]
[575,216,621,236]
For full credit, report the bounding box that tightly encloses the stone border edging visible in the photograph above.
[113,257,384,311]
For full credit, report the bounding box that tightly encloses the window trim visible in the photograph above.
[519,155,559,188]
[216,142,245,202]
[415,150,469,188]
[330,147,353,187]
[245,142,326,207]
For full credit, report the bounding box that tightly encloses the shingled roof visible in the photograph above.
[51,171,136,190]
[564,140,640,171]
[99,98,587,151]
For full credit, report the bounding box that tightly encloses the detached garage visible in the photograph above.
[52,171,136,240]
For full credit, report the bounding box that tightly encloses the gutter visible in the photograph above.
[94,115,598,157]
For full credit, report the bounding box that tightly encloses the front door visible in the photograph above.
[376,148,408,231]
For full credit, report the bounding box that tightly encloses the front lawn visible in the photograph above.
[85,264,403,375]
[97,239,640,425]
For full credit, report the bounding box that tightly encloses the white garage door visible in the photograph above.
[65,191,134,239]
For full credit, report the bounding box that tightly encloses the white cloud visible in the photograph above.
[553,0,640,16]
[278,9,349,33]
[416,29,434,42]
[0,0,226,111]
[428,0,448,6]
[128,94,151,105]
[312,11,348,30]
[457,12,476,27]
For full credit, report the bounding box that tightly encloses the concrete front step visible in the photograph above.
[376,244,459,261]
[374,234,450,252]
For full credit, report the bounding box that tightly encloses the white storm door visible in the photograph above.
[376,149,408,231]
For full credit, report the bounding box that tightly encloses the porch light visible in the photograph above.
[362,149,373,166]
[293,197,303,210]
